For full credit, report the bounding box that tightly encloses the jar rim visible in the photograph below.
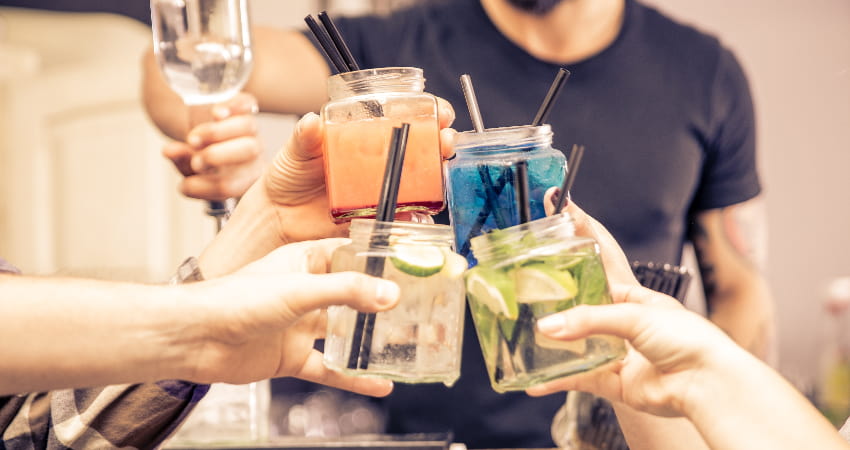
[329,66,424,83]
[469,212,579,261]
[349,218,454,239]
[454,124,553,152]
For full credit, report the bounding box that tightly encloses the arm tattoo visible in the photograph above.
[690,220,718,309]
[689,197,768,315]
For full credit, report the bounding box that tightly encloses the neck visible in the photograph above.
[481,0,626,63]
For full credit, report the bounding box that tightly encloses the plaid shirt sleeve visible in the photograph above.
[0,382,210,450]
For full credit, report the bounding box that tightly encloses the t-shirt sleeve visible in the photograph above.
[690,46,762,211]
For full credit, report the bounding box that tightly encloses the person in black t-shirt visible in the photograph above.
[142,0,774,447]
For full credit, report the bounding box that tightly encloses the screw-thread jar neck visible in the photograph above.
[327,67,426,100]
[453,125,554,156]
[349,219,454,249]
[469,213,582,266]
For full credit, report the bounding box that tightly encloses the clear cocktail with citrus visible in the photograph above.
[324,220,467,385]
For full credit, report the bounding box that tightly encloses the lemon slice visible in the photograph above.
[465,267,518,319]
[389,244,445,277]
[514,266,578,302]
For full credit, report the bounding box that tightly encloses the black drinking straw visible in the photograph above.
[515,161,531,224]
[318,11,360,71]
[304,15,348,73]
[532,67,571,126]
[307,12,382,116]
[347,123,411,370]
[554,144,585,213]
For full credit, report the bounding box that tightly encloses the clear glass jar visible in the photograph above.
[323,219,467,385]
[321,67,444,223]
[445,125,566,266]
[465,213,626,393]
[167,380,270,445]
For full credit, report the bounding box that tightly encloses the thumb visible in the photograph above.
[280,272,401,318]
[265,112,326,203]
[287,112,324,161]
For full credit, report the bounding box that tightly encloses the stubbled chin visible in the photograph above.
[504,0,567,16]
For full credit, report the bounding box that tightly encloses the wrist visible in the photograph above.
[199,181,285,278]
[681,344,759,426]
[156,259,215,381]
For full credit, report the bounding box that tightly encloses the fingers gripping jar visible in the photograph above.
[323,219,467,385]
[321,67,445,223]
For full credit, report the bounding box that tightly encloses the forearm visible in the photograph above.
[0,275,197,395]
[142,47,192,140]
[707,277,775,362]
[692,201,776,362]
[241,27,329,115]
[686,347,849,450]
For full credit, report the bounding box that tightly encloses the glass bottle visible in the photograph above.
[465,213,626,393]
[818,277,850,427]
[321,67,444,223]
[323,219,467,386]
[445,124,566,266]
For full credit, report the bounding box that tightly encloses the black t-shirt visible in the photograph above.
[314,0,761,447]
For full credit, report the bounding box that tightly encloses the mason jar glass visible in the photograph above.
[323,219,467,385]
[464,213,626,393]
[445,125,566,266]
[321,67,444,223]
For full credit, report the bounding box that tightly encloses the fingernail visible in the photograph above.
[212,106,230,119]
[187,134,202,147]
[537,314,567,335]
[190,155,205,173]
[375,280,400,306]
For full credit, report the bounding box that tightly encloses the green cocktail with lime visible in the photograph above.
[465,214,626,392]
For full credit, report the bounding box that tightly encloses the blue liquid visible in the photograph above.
[446,149,566,266]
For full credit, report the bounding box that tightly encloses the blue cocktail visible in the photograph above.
[445,125,566,266]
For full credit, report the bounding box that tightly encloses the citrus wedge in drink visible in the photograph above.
[390,243,445,277]
[465,267,518,320]
[514,266,578,302]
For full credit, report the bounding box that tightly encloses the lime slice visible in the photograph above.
[514,266,578,302]
[390,244,445,277]
[465,267,518,319]
[440,249,469,279]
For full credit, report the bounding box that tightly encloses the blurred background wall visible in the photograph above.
[1,0,848,418]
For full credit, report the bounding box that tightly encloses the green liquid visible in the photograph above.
[467,248,626,392]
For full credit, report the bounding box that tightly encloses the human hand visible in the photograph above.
[526,284,736,418]
[162,92,264,201]
[183,238,399,397]
[198,97,455,277]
